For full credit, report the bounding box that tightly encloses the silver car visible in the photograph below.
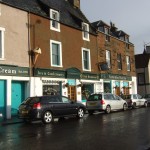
[86,93,128,114]
[122,94,148,108]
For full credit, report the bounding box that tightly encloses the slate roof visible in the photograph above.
[135,54,150,68]
[91,20,132,43]
[1,0,96,35]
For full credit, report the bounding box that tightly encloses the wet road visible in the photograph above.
[1,108,150,150]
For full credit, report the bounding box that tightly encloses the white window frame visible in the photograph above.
[0,27,5,60]
[50,9,60,32]
[104,27,110,41]
[126,56,131,71]
[50,40,62,67]
[82,48,91,71]
[82,22,90,41]
[106,50,111,68]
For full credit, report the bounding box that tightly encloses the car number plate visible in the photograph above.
[22,110,28,114]
[89,102,97,106]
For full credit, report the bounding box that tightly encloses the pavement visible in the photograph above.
[0,116,23,126]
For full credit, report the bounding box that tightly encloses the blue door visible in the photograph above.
[11,81,25,116]
[0,80,6,120]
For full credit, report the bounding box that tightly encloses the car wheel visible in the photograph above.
[42,111,53,124]
[105,105,111,114]
[77,108,84,118]
[133,103,136,109]
[144,102,148,107]
[88,110,94,115]
[123,103,128,111]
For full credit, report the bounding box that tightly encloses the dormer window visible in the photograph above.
[125,36,129,43]
[120,36,125,41]
[50,9,60,32]
[104,27,110,42]
[82,22,89,41]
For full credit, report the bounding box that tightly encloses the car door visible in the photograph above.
[62,96,77,115]
[137,94,145,106]
[114,95,124,109]
[106,94,116,110]
[132,94,139,106]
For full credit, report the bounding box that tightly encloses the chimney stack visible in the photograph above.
[68,0,80,8]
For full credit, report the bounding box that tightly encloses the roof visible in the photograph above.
[135,54,150,68]
[1,0,96,35]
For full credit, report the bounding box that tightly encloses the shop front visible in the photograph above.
[0,65,30,119]
[100,73,133,96]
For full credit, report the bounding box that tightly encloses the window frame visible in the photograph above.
[104,27,110,42]
[82,47,91,71]
[82,22,90,41]
[0,27,5,60]
[50,40,62,67]
[50,9,60,32]
[117,53,122,70]
[106,50,111,68]
[126,56,131,71]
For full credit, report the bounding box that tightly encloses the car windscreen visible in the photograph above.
[22,97,41,104]
[87,94,102,101]
[122,95,131,99]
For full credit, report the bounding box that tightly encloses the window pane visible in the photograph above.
[117,54,122,70]
[52,43,60,65]
[106,50,111,68]
[83,50,89,69]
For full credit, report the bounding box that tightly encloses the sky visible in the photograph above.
[80,0,150,54]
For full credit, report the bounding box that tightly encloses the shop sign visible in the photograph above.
[0,65,29,76]
[66,68,81,79]
[81,73,99,80]
[34,68,65,78]
[100,73,132,81]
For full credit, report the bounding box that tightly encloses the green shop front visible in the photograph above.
[100,73,132,96]
[34,68,101,104]
[0,65,30,120]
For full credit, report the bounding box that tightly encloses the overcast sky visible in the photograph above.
[80,0,150,54]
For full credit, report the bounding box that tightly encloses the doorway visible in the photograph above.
[68,86,76,102]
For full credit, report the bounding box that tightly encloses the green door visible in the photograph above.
[0,80,6,120]
[11,81,25,116]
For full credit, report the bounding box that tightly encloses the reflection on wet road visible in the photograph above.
[1,108,150,150]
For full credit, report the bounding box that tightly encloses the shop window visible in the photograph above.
[82,84,94,100]
[104,82,111,93]
[43,83,61,96]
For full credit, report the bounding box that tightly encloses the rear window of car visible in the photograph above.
[122,95,131,99]
[23,97,41,104]
[87,94,102,101]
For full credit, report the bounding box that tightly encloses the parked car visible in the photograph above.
[122,94,148,108]
[142,94,150,106]
[86,93,128,114]
[18,95,86,124]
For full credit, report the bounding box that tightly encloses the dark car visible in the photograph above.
[142,94,150,106]
[18,95,86,124]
